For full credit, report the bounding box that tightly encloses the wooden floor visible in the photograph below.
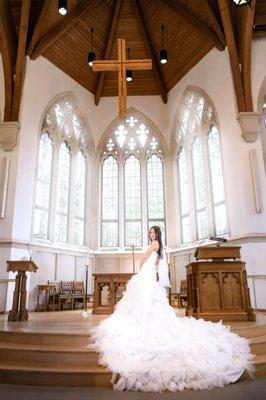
[0,309,265,387]
[1,308,265,334]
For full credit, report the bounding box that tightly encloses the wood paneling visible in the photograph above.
[5,0,260,103]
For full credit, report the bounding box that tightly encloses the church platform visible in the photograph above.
[0,310,265,387]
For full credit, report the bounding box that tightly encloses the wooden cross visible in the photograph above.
[92,38,152,120]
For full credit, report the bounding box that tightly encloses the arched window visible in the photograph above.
[101,115,166,248]
[124,155,142,246]
[176,89,228,244]
[147,154,165,239]
[75,150,87,246]
[33,132,53,239]
[55,142,71,243]
[101,156,119,247]
[33,96,89,246]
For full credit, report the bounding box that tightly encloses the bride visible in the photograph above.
[90,226,254,392]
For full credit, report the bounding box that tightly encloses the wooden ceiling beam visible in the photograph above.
[254,14,266,26]
[238,0,256,112]
[11,0,31,121]
[27,0,51,57]
[160,0,225,51]
[253,29,266,38]
[218,0,246,112]
[30,0,99,61]
[0,0,17,121]
[131,0,167,104]
[203,0,226,48]
[94,0,123,106]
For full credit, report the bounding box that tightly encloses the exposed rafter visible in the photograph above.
[160,0,225,51]
[27,0,51,57]
[94,0,123,106]
[30,0,100,61]
[253,28,266,38]
[131,0,167,104]
[238,0,256,111]
[11,0,31,121]
[203,0,226,48]
[254,14,266,25]
[0,0,17,121]
[218,0,246,112]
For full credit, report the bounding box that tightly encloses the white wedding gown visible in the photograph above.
[90,251,254,392]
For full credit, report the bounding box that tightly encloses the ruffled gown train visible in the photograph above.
[90,251,254,392]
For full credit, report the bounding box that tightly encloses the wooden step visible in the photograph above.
[242,355,266,379]
[0,363,112,387]
[0,343,99,367]
[0,330,89,347]
[0,315,265,387]
[0,358,265,387]
[231,324,266,339]
[250,335,266,355]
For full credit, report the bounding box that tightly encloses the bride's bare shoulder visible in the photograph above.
[151,240,159,251]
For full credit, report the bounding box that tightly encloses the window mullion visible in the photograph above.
[119,160,124,248]
[141,159,148,247]
[201,133,214,236]
[49,142,59,242]
[68,150,77,245]
[187,146,197,242]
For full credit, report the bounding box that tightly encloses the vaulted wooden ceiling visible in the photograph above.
[1,0,266,123]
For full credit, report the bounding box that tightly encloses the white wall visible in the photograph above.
[0,38,266,310]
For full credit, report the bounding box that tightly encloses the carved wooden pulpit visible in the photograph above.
[92,273,134,315]
[7,260,38,321]
[186,246,255,322]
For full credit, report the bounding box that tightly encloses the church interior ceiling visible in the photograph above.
[5,0,266,104]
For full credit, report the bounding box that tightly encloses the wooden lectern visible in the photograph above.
[6,260,38,322]
[186,246,255,322]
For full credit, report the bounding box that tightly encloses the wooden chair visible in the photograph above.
[47,281,61,311]
[170,293,179,307]
[58,281,73,311]
[72,281,85,309]
[178,280,187,308]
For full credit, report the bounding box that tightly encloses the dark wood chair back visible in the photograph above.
[180,280,187,296]
[73,281,84,294]
[61,281,73,294]
[47,280,61,294]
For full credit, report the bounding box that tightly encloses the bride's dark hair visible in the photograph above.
[149,226,163,258]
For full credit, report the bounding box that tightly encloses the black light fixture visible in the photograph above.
[88,28,95,67]
[230,0,252,7]
[58,0,67,15]
[126,48,133,82]
[160,25,168,64]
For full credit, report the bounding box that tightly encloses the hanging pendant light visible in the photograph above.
[231,0,252,7]
[58,0,67,15]
[160,25,168,64]
[88,28,95,67]
[126,49,133,82]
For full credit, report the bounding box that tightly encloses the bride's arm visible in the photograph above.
[139,241,159,268]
